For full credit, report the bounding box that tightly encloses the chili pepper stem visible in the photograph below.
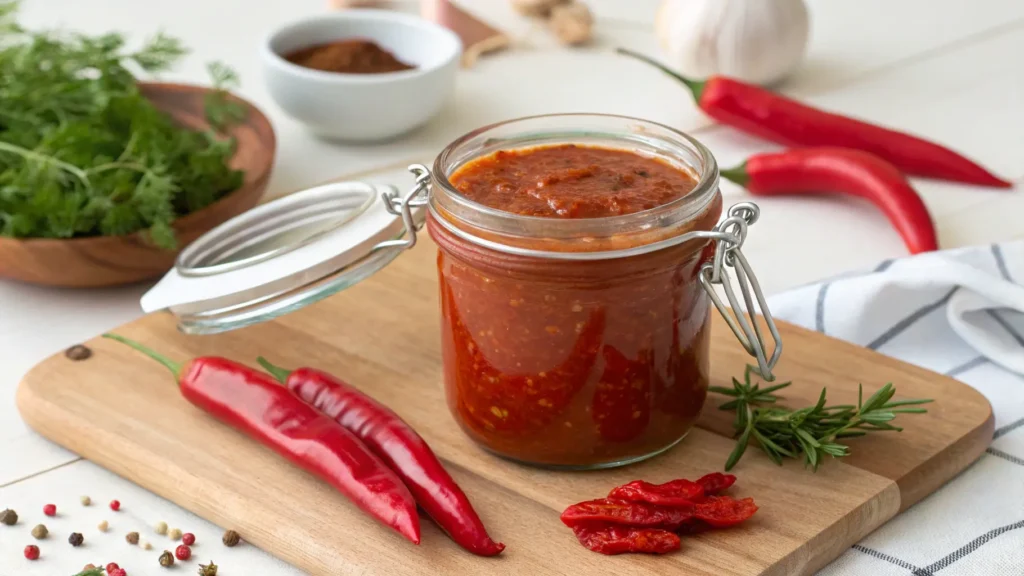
[719,164,750,188]
[102,333,183,376]
[257,356,292,384]
[614,47,706,101]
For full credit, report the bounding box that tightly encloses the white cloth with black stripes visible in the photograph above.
[766,240,1024,576]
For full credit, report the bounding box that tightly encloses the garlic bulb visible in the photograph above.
[655,0,809,85]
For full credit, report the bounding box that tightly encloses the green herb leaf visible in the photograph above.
[713,365,931,471]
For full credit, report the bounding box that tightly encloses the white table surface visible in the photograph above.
[1,0,1022,573]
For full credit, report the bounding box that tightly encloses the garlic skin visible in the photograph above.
[655,0,809,86]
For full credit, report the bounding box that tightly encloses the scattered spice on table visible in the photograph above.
[168,527,182,541]
[198,561,219,576]
[142,539,153,550]
[69,531,84,546]
[159,550,175,567]
[109,500,121,512]
[176,544,192,560]
[44,503,57,516]
[66,345,93,361]
[31,523,48,539]
[720,148,938,255]
[713,365,933,471]
[98,520,109,532]
[284,39,415,74]
[126,531,140,545]
[259,358,505,556]
[1,508,18,525]
[221,530,240,547]
[182,532,196,546]
[24,544,40,560]
[103,334,421,545]
[80,495,92,506]
[106,562,120,573]
[561,473,757,555]
[615,48,1011,188]
[154,521,168,535]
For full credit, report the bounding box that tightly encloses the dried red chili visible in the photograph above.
[608,479,704,507]
[560,498,693,530]
[572,523,681,555]
[693,496,759,528]
[696,472,736,496]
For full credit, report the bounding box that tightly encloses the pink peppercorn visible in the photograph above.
[109,500,121,511]
[24,545,40,560]
[110,569,127,576]
[175,544,192,560]
[106,562,119,573]
[43,504,56,516]
[181,532,195,546]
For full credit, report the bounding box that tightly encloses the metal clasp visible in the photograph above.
[699,202,783,381]
[375,164,432,251]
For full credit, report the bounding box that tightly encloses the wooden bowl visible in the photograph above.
[0,82,277,288]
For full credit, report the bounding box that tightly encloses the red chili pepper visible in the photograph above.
[572,523,681,555]
[693,496,759,528]
[720,148,939,255]
[560,498,693,530]
[102,334,420,545]
[696,472,736,495]
[608,479,703,507]
[617,49,1012,189]
[258,359,504,557]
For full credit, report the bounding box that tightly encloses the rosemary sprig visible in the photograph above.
[711,365,933,471]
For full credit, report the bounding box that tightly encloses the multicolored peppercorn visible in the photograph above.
[43,503,57,516]
[126,531,140,545]
[109,500,121,511]
[168,527,182,541]
[80,495,92,506]
[110,569,127,576]
[24,544,40,560]
[159,550,175,567]
[175,544,192,560]
[0,508,17,525]
[31,524,48,539]
[182,532,196,546]
[106,561,120,573]
[198,561,219,576]
[69,532,84,546]
[98,520,109,532]
[154,521,168,535]
[221,530,240,547]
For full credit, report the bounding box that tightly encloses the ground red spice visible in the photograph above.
[284,39,416,74]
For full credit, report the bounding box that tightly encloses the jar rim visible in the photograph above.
[429,113,721,259]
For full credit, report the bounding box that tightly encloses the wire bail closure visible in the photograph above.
[384,166,782,380]
[698,202,783,381]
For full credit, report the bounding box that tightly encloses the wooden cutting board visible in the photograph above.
[17,237,993,576]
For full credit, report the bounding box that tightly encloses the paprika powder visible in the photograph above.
[284,38,416,74]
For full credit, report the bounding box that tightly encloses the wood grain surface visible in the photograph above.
[17,237,993,575]
[0,82,276,288]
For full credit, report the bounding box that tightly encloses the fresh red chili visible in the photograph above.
[617,49,1012,189]
[560,498,694,530]
[720,148,939,255]
[572,523,681,555]
[258,358,505,557]
[102,334,420,545]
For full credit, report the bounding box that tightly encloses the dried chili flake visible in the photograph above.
[560,498,693,530]
[608,478,704,507]
[692,496,758,528]
[572,523,680,555]
[696,472,736,496]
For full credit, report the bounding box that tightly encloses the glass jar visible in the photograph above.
[427,114,725,469]
[142,113,779,469]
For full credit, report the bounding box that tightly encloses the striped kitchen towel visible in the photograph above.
[766,241,1024,576]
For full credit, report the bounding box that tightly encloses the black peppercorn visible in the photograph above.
[221,529,240,547]
[68,531,84,546]
[159,550,175,567]
[126,531,139,545]
[0,508,18,525]
[65,344,92,361]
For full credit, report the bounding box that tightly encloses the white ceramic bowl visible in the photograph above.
[262,10,462,142]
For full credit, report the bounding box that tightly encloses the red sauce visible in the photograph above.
[429,144,720,467]
[451,144,697,218]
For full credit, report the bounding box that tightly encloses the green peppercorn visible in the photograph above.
[0,508,17,526]
[31,524,48,539]
[159,550,175,567]
[198,561,219,576]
